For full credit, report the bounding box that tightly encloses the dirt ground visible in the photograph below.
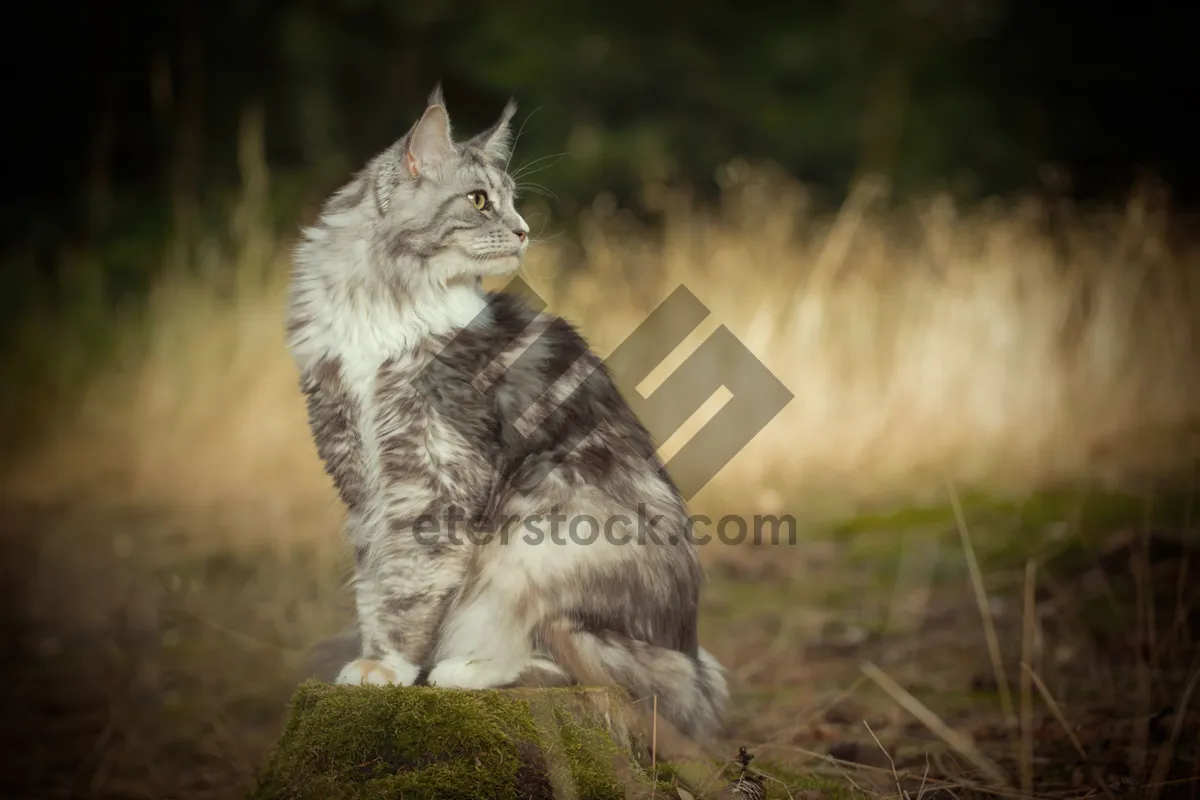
[1,487,1197,800]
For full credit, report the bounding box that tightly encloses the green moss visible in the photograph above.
[250,681,655,800]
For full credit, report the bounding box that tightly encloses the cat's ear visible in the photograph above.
[372,87,455,215]
[405,87,455,178]
[468,99,518,166]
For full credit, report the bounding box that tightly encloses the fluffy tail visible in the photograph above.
[537,622,730,748]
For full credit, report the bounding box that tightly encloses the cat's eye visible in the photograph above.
[467,190,490,211]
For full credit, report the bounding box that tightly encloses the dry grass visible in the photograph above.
[543,167,1200,509]
[3,159,1199,548]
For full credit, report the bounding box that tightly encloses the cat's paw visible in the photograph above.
[334,657,420,687]
[426,657,514,689]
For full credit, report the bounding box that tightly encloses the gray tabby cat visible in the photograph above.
[286,86,729,743]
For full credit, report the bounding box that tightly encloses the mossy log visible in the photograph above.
[250,680,687,800]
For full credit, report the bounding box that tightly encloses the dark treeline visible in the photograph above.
[5,0,1198,257]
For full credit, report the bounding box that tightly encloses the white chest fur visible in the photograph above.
[302,282,493,533]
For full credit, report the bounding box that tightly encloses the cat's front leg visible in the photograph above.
[332,557,442,687]
[339,536,468,687]
[334,584,453,687]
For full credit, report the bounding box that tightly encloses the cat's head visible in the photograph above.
[310,85,529,289]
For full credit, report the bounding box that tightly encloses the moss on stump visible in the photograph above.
[250,680,662,800]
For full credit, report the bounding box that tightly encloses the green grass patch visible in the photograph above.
[828,478,1196,574]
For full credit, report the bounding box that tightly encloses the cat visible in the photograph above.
[286,85,729,743]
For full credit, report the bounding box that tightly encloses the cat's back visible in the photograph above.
[482,290,674,493]
[482,290,646,433]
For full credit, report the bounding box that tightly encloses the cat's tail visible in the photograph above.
[534,622,730,748]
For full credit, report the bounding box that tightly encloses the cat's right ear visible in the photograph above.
[467,99,518,166]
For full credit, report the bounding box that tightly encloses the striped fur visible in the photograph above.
[288,86,729,743]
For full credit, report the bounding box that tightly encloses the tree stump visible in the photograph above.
[249,680,672,800]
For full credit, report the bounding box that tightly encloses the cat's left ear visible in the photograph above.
[468,99,518,165]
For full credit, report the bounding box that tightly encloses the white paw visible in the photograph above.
[426,657,515,689]
[334,656,420,687]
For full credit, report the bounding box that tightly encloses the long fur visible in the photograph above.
[287,89,729,743]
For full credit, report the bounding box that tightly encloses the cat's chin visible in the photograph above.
[433,253,521,287]
[474,254,522,277]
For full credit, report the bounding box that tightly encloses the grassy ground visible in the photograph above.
[1,481,1196,799]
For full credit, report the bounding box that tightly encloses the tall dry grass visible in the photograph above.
[4,155,1199,548]
[542,164,1200,512]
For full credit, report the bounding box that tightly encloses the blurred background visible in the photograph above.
[2,1,1198,798]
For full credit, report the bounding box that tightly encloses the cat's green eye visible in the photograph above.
[467,190,489,211]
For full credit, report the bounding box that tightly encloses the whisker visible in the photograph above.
[531,215,556,241]
[516,182,560,202]
[511,152,571,181]
[506,105,547,171]
[529,233,565,248]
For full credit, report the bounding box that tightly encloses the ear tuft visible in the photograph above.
[498,98,518,130]
[427,81,446,109]
[469,98,519,165]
